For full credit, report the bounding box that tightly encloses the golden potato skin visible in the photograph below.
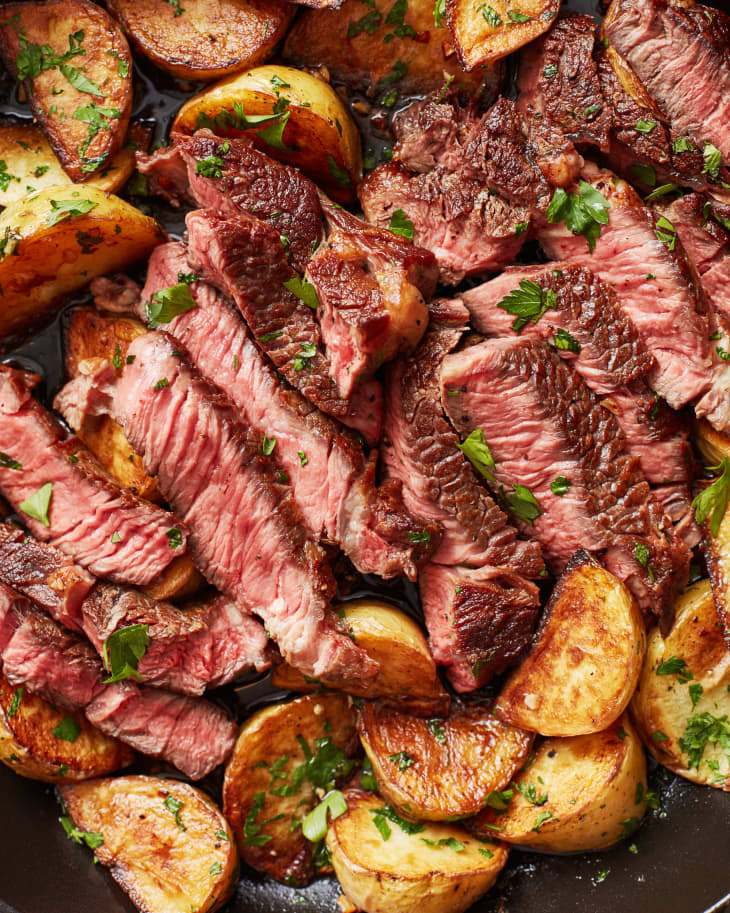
[631,580,730,790]
[61,776,237,913]
[0,673,134,783]
[327,789,508,913]
[223,693,359,886]
[272,599,450,717]
[172,65,362,204]
[469,716,648,852]
[358,700,533,821]
[693,419,730,468]
[0,0,133,182]
[445,0,561,70]
[495,551,646,736]
[106,0,294,81]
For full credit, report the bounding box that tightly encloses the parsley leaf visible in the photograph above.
[654,215,677,251]
[484,788,514,812]
[7,687,23,718]
[389,751,414,771]
[656,656,693,681]
[456,428,496,482]
[347,8,382,36]
[672,136,695,154]
[546,180,610,251]
[635,119,656,133]
[688,683,704,709]
[679,712,730,769]
[19,482,53,526]
[497,280,557,333]
[195,154,225,178]
[60,816,104,850]
[388,208,414,240]
[550,476,571,496]
[262,434,276,456]
[166,526,182,549]
[512,780,548,806]
[327,154,351,187]
[507,9,531,22]
[102,624,150,683]
[702,143,722,180]
[47,198,98,227]
[361,756,378,791]
[634,542,655,582]
[478,4,502,26]
[433,0,446,27]
[369,804,424,836]
[552,327,581,352]
[507,485,543,525]
[145,282,197,328]
[165,795,187,830]
[421,836,465,851]
[0,452,22,470]
[301,790,347,842]
[284,276,319,310]
[52,716,81,742]
[692,457,730,536]
[531,809,555,832]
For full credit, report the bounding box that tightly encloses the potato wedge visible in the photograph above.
[469,716,648,852]
[0,673,134,783]
[271,599,449,717]
[494,551,646,737]
[0,122,151,208]
[358,700,533,821]
[172,65,362,204]
[0,0,133,182]
[283,0,496,99]
[694,418,730,467]
[139,554,205,603]
[60,775,237,913]
[327,789,507,913]
[630,579,730,790]
[0,185,164,345]
[445,0,561,70]
[222,693,359,887]
[106,0,294,82]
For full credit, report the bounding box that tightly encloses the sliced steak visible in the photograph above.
[137,131,324,273]
[81,585,270,696]
[537,166,712,410]
[652,481,700,549]
[0,523,94,632]
[0,366,186,585]
[81,330,376,685]
[184,208,382,445]
[517,14,611,151]
[136,242,437,579]
[440,336,689,629]
[392,91,477,173]
[85,682,236,780]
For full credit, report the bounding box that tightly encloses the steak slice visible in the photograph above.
[440,336,689,629]
[537,165,712,410]
[604,0,730,163]
[137,242,437,579]
[0,522,94,632]
[184,208,382,445]
[81,585,270,696]
[85,330,376,685]
[85,681,236,780]
[517,14,611,151]
[0,366,186,585]
[137,131,324,273]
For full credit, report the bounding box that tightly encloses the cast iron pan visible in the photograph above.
[0,0,728,910]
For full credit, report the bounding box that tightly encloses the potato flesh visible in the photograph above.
[631,580,730,789]
[358,700,532,820]
[469,716,648,852]
[61,776,237,913]
[327,789,507,913]
[495,555,646,736]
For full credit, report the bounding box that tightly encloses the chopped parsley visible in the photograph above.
[507,485,543,526]
[433,0,446,27]
[552,327,581,353]
[407,529,431,544]
[153,378,169,392]
[672,136,695,154]
[0,452,22,470]
[347,9,382,36]
[388,208,414,240]
[262,434,276,456]
[47,197,98,227]
[531,809,555,832]
[293,341,317,371]
[634,542,655,582]
[635,119,656,133]
[550,476,571,496]
[195,154,225,179]
[543,64,558,78]
[692,456,730,536]
[679,712,730,769]
[702,143,722,180]
[656,656,693,682]
[456,428,496,482]
[60,816,104,850]
[164,795,186,830]
[102,624,150,683]
[283,276,319,310]
[301,790,347,842]
[369,803,425,840]
[52,716,81,743]
[546,180,610,252]
[478,4,502,26]
[19,481,53,526]
[496,280,557,334]
[106,49,129,78]
[166,526,183,549]
[361,756,378,791]
[654,215,677,251]
[298,451,308,467]
[507,9,532,22]
[388,751,415,771]
[327,154,351,187]
[146,282,197,328]
[484,788,514,812]
[630,162,657,187]
[427,719,447,744]
[512,780,548,806]
[421,836,464,851]
[7,687,23,718]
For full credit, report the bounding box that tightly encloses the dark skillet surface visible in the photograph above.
[0,0,729,911]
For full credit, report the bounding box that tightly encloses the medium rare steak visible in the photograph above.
[0,523,94,632]
[185,208,382,445]
[76,330,377,685]
[537,166,712,411]
[136,242,437,579]
[137,131,324,273]
[517,14,611,151]
[81,585,270,696]
[0,366,186,585]
[440,336,689,629]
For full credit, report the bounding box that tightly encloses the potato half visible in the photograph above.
[327,789,507,913]
[272,599,450,717]
[0,673,134,783]
[358,700,533,821]
[222,693,359,887]
[445,0,560,70]
[106,0,294,81]
[0,0,133,181]
[172,65,362,204]
[631,579,730,790]
[694,419,730,467]
[60,776,237,913]
[468,716,648,852]
[494,551,646,737]
[0,185,164,344]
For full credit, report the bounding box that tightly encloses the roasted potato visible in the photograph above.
[60,776,237,913]
[694,418,730,467]
[0,122,151,208]
[139,554,205,603]
[469,716,648,852]
[0,0,133,182]
[0,185,164,345]
[172,65,362,204]
[327,789,507,913]
[0,673,134,782]
[358,700,532,821]
[631,579,730,790]
[272,599,449,717]
[704,494,730,646]
[222,693,359,887]
[283,0,496,99]
[106,0,294,82]
[445,0,560,71]
[495,551,646,737]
